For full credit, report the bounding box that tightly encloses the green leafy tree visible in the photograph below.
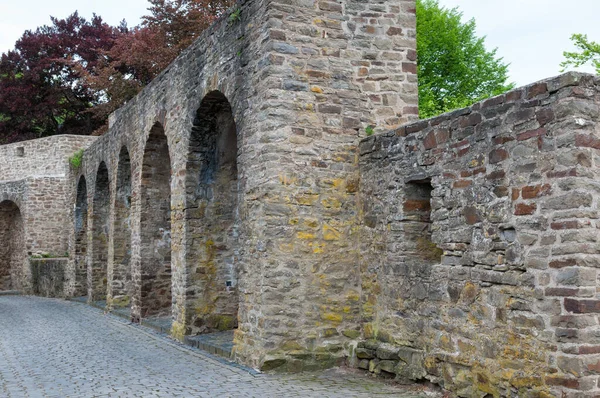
[417,0,514,118]
[560,34,600,73]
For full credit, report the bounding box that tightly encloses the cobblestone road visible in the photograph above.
[0,296,440,398]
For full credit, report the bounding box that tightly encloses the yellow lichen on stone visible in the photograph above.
[279,174,298,186]
[332,178,345,189]
[363,323,375,339]
[111,295,130,308]
[279,243,294,253]
[297,231,316,240]
[171,321,186,341]
[303,218,319,228]
[311,86,323,94]
[345,290,360,302]
[312,243,325,254]
[281,340,303,351]
[321,196,342,209]
[321,312,343,323]
[295,193,319,206]
[323,224,341,241]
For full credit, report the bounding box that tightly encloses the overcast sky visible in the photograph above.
[0,0,598,87]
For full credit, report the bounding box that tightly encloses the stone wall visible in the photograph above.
[31,258,67,298]
[359,72,600,397]
[6,2,599,394]
[63,0,417,372]
[0,135,94,181]
[0,136,95,292]
[232,0,418,370]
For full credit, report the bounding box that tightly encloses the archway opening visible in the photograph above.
[0,200,25,291]
[113,147,132,308]
[186,91,240,335]
[140,123,172,318]
[92,162,110,301]
[74,177,88,298]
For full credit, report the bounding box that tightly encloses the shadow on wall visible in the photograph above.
[92,162,110,301]
[185,91,240,335]
[112,146,132,308]
[0,200,26,291]
[140,122,172,319]
[74,176,88,298]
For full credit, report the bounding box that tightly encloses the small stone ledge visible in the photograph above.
[30,257,67,298]
[0,290,22,296]
[355,340,426,382]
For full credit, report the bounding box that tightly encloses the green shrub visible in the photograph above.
[69,150,84,168]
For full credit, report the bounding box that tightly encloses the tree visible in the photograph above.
[143,0,233,53]
[0,13,121,142]
[79,0,234,133]
[1,1,233,143]
[560,34,600,74]
[416,0,514,118]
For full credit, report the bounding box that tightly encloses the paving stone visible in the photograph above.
[0,296,438,398]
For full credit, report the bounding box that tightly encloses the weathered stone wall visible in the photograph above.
[63,0,417,372]
[2,1,600,393]
[0,136,95,292]
[231,0,418,370]
[0,135,95,181]
[359,72,600,397]
[31,258,67,298]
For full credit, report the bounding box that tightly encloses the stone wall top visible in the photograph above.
[0,135,97,182]
[359,72,596,159]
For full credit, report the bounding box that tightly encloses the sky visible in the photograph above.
[0,0,598,87]
[0,0,149,53]
[437,0,600,86]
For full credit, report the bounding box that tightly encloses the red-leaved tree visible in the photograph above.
[1,0,234,143]
[80,0,234,133]
[0,13,122,142]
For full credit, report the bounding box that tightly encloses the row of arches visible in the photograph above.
[73,91,240,334]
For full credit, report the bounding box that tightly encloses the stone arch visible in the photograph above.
[186,90,240,334]
[140,122,172,318]
[74,176,89,297]
[92,162,110,301]
[0,200,26,291]
[112,146,133,308]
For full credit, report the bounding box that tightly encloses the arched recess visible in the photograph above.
[140,123,172,318]
[74,176,89,297]
[0,200,26,291]
[186,91,240,334]
[92,162,110,301]
[112,146,132,307]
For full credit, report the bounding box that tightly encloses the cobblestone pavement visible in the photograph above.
[0,296,441,398]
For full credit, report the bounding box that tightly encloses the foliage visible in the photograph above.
[560,34,600,74]
[0,13,122,143]
[69,149,84,168]
[30,252,68,259]
[365,125,375,136]
[228,8,241,23]
[416,0,514,118]
[77,0,233,131]
[144,0,233,50]
[1,0,234,143]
